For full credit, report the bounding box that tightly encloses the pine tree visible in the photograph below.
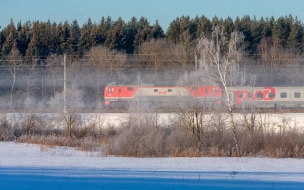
[125,17,137,53]
[49,22,58,54]
[167,17,181,44]
[222,16,234,34]
[105,17,126,51]
[239,15,253,52]
[0,28,4,58]
[287,17,302,49]
[133,17,152,50]
[38,20,52,57]
[25,21,39,59]
[251,16,263,53]
[272,16,290,47]
[1,19,17,56]
[78,18,95,55]
[151,20,165,39]
[16,21,31,56]
[68,19,80,57]
[196,15,211,39]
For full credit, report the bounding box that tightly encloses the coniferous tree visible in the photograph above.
[222,16,234,34]
[151,20,165,39]
[38,20,52,57]
[272,16,290,47]
[0,28,4,58]
[261,17,274,38]
[251,16,263,52]
[49,22,58,54]
[105,17,126,51]
[1,19,17,56]
[125,17,137,53]
[78,18,95,55]
[211,16,222,27]
[95,16,112,46]
[60,21,71,54]
[196,15,212,38]
[68,19,80,57]
[167,17,181,44]
[101,16,112,41]
[287,17,302,50]
[16,21,31,56]
[133,17,152,50]
[25,21,39,60]
[55,22,64,54]
[240,15,253,52]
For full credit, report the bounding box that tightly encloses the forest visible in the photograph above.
[0,14,304,57]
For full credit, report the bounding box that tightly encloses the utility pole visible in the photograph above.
[137,73,141,128]
[195,50,198,86]
[195,33,204,86]
[63,54,67,114]
[63,54,72,137]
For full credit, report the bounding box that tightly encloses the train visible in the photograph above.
[104,82,304,109]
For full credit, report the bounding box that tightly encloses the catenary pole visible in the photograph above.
[64,54,67,114]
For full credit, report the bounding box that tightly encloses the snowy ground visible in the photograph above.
[0,142,304,189]
[3,112,304,130]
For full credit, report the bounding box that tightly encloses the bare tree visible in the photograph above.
[257,37,304,85]
[6,46,22,108]
[257,36,283,73]
[137,39,168,76]
[45,54,63,98]
[197,25,244,156]
[175,101,207,146]
[172,30,194,75]
[48,85,84,137]
[86,45,128,108]
[22,59,39,102]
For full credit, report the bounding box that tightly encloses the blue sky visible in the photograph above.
[1,0,304,31]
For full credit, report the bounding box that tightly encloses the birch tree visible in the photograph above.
[197,26,244,156]
[6,45,22,108]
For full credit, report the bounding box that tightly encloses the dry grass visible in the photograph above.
[1,113,304,158]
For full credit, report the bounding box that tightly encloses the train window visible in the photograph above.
[154,89,158,92]
[294,92,301,98]
[108,88,114,92]
[268,92,275,98]
[127,87,134,91]
[168,89,172,92]
[248,93,252,98]
[256,92,263,99]
[238,93,243,98]
[280,92,287,98]
[192,87,198,91]
[118,89,121,93]
[212,87,218,92]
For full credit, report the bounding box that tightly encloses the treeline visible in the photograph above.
[0,16,165,57]
[0,15,304,58]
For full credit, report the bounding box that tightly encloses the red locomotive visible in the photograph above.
[104,82,222,108]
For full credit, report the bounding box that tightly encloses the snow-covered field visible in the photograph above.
[3,112,304,130]
[0,142,304,189]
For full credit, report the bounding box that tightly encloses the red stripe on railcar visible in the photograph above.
[188,86,222,98]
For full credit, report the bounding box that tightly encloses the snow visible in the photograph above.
[3,112,304,130]
[0,142,304,189]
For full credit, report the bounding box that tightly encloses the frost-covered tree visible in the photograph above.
[197,25,244,156]
[47,85,84,137]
